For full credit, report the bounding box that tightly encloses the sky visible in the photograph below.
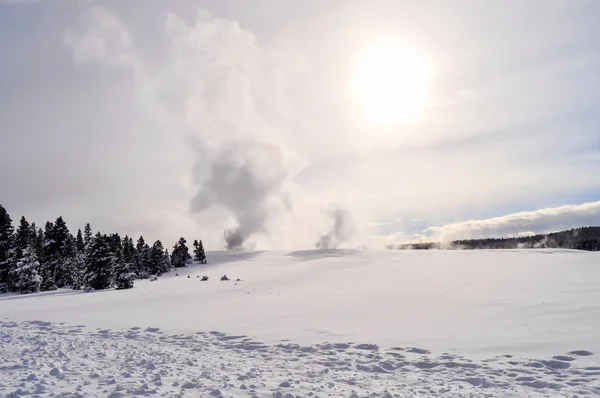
[2,0,600,250]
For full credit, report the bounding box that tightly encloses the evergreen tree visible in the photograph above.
[83,223,93,247]
[12,246,41,294]
[56,234,78,287]
[71,250,86,290]
[46,217,73,288]
[29,222,37,243]
[76,229,85,252]
[134,236,150,278]
[14,216,31,259]
[163,249,172,272]
[112,247,135,290]
[40,221,57,291]
[34,227,44,262]
[108,233,122,255]
[171,237,191,268]
[84,233,114,290]
[193,239,207,264]
[122,236,135,264]
[149,240,166,275]
[0,205,15,292]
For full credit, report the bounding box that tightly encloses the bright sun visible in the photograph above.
[352,43,431,126]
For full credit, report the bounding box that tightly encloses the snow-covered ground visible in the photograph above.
[1,249,600,397]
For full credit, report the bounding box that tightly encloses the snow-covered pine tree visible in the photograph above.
[56,234,78,288]
[122,236,134,264]
[83,223,93,247]
[71,249,86,290]
[134,236,150,278]
[108,233,122,255]
[33,227,44,263]
[14,216,31,260]
[171,237,191,268]
[40,221,57,291]
[193,239,207,264]
[0,205,15,292]
[112,247,135,290]
[76,229,85,252]
[149,240,166,276]
[29,223,42,259]
[48,217,73,288]
[84,233,114,290]
[162,249,172,273]
[12,246,41,294]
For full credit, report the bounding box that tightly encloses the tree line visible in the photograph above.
[387,226,600,251]
[0,204,207,294]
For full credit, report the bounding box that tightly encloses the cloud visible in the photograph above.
[421,201,600,241]
[64,7,137,68]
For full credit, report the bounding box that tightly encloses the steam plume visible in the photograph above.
[65,7,307,250]
[316,205,355,249]
[191,139,299,251]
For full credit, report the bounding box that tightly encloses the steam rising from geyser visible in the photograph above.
[65,7,308,250]
[191,139,297,251]
[316,206,355,249]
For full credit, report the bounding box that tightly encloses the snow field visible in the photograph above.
[1,319,599,397]
[1,249,600,397]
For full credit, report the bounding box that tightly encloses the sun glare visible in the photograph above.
[352,43,431,126]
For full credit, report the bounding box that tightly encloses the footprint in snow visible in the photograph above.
[408,347,431,354]
[569,350,594,357]
[553,355,575,362]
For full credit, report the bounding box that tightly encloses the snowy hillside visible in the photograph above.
[1,249,600,397]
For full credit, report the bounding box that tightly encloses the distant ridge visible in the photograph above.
[389,226,600,251]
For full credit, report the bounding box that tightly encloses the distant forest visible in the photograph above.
[0,204,207,294]
[387,227,600,251]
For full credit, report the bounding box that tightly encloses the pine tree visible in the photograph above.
[14,216,31,259]
[112,247,135,290]
[163,249,172,272]
[193,239,207,264]
[47,217,73,288]
[0,205,15,292]
[29,222,37,244]
[71,250,86,290]
[32,227,44,264]
[134,236,150,278]
[108,233,122,255]
[76,229,85,252]
[40,221,57,291]
[149,240,166,276]
[28,223,42,262]
[83,223,93,248]
[122,236,135,264]
[84,233,114,290]
[171,237,191,268]
[12,246,41,294]
[56,234,78,287]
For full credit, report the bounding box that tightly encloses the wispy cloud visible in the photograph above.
[421,201,600,242]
